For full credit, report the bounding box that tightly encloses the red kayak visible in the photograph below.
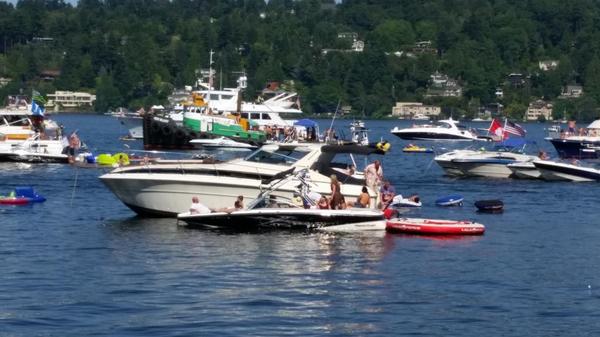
[0,197,30,205]
[386,218,485,235]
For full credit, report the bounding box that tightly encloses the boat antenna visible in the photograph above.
[327,99,341,141]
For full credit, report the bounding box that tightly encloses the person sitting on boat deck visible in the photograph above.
[234,195,244,210]
[538,150,550,160]
[379,180,396,209]
[329,174,346,210]
[317,196,330,209]
[348,186,370,208]
[189,196,212,214]
[364,160,383,196]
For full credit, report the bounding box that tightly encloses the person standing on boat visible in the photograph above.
[329,174,345,210]
[364,159,383,196]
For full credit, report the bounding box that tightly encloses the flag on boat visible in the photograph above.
[488,118,505,139]
[32,90,47,105]
[31,101,45,117]
[504,120,526,137]
[31,89,46,117]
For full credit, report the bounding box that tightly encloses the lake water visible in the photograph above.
[1,115,599,336]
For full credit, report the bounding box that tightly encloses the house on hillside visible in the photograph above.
[479,103,504,119]
[539,60,559,71]
[495,88,504,99]
[0,77,11,88]
[46,91,96,111]
[507,73,526,88]
[559,84,583,99]
[39,69,61,82]
[426,72,463,97]
[323,31,364,54]
[392,102,441,119]
[526,100,553,121]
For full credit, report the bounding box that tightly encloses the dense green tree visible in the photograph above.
[2,0,600,118]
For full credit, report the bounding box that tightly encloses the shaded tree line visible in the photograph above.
[1,0,600,120]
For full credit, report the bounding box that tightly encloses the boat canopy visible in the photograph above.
[294,119,318,128]
[499,137,526,148]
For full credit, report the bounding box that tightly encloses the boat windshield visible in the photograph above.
[244,147,310,165]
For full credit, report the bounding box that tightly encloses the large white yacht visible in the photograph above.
[192,75,302,127]
[391,118,479,141]
[100,143,387,216]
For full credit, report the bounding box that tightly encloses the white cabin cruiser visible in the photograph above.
[100,143,388,217]
[391,118,479,141]
[434,138,537,178]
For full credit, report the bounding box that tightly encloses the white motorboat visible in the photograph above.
[177,169,387,231]
[533,159,600,182]
[390,118,480,141]
[0,132,74,163]
[100,143,389,217]
[190,136,257,149]
[0,106,59,141]
[434,138,537,178]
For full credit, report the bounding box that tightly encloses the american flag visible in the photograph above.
[504,120,526,137]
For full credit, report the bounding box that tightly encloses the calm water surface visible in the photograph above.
[1,115,599,336]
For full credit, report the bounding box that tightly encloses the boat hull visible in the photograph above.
[178,209,384,230]
[507,162,541,179]
[450,160,516,178]
[386,218,485,235]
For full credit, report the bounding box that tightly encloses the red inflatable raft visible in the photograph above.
[386,218,485,235]
[0,197,30,205]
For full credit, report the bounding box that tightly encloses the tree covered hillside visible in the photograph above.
[1,0,600,120]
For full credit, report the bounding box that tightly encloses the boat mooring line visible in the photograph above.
[70,165,79,206]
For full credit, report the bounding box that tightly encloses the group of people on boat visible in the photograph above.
[187,159,409,214]
[263,125,319,143]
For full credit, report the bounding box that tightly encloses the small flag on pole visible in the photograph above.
[488,118,505,139]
